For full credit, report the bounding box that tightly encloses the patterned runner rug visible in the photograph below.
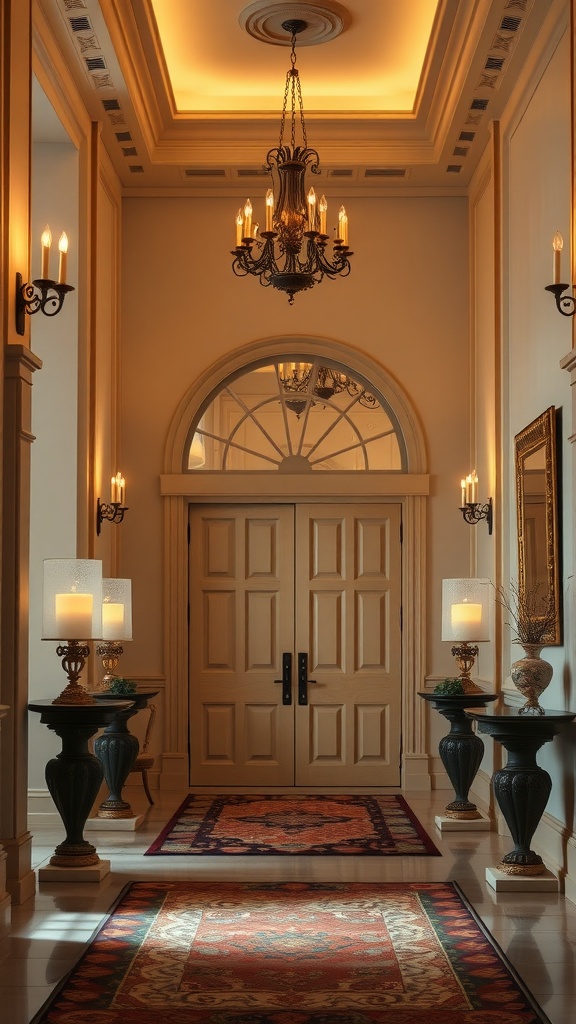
[144,793,441,856]
[33,880,549,1024]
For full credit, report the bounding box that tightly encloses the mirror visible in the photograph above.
[514,406,561,644]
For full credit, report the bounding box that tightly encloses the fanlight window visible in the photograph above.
[186,359,404,472]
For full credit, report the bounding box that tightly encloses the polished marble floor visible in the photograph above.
[1,789,575,1023]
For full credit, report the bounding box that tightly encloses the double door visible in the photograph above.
[189,503,402,787]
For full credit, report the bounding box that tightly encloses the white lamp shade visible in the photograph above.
[441,578,491,643]
[42,558,103,639]
[102,578,133,641]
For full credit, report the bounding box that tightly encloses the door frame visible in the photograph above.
[160,336,431,793]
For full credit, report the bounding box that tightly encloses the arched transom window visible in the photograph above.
[186,358,405,472]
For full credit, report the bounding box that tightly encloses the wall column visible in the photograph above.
[0,0,37,907]
[1,346,41,904]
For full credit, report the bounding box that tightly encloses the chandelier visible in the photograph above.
[231,19,353,305]
[278,362,376,415]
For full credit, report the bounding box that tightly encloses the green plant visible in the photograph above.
[108,677,137,695]
[433,678,465,695]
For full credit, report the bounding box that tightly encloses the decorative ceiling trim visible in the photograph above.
[238,1,349,47]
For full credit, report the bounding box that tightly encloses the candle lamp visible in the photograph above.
[459,470,493,533]
[441,578,491,694]
[545,231,576,315]
[97,471,129,535]
[42,558,103,705]
[15,225,75,335]
[96,578,133,689]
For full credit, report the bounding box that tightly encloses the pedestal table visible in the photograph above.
[466,706,575,887]
[91,690,159,820]
[28,698,133,879]
[419,691,498,829]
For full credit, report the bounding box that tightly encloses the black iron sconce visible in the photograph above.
[15,228,74,335]
[97,473,128,536]
[459,472,493,534]
[545,231,576,316]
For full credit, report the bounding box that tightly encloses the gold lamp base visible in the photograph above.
[450,642,483,694]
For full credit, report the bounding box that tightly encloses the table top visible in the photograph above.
[28,698,134,713]
[418,692,498,708]
[466,706,575,723]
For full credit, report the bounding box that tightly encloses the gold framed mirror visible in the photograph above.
[514,406,561,645]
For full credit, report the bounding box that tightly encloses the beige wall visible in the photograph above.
[470,13,574,864]
[119,195,471,693]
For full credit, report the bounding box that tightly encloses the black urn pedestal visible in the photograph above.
[419,692,498,829]
[91,690,159,822]
[28,698,133,880]
[466,706,575,889]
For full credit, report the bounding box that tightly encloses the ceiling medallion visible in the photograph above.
[239,1,348,46]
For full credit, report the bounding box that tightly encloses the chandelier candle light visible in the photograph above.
[42,558,103,705]
[441,578,491,694]
[231,19,353,305]
[96,578,133,689]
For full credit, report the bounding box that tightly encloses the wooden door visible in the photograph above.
[189,503,401,787]
[294,504,402,786]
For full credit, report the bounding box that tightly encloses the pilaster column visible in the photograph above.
[0,704,10,936]
[1,347,41,903]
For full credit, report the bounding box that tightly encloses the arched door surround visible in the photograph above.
[161,335,430,793]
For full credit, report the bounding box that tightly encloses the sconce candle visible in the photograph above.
[110,472,125,504]
[58,232,68,285]
[41,226,52,278]
[552,231,563,284]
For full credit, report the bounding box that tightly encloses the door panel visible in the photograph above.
[295,504,401,786]
[190,505,295,786]
[189,502,401,787]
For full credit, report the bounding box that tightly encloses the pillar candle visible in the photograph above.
[55,593,93,638]
[102,602,125,640]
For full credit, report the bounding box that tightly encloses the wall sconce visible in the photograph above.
[15,227,74,335]
[96,578,133,689]
[459,471,493,534]
[97,472,128,536]
[441,578,491,694]
[42,558,103,705]
[545,231,576,316]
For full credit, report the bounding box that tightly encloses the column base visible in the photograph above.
[485,866,559,892]
[85,814,144,831]
[38,859,111,883]
[435,814,492,832]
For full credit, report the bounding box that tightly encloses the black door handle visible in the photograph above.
[274,652,292,705]
[298,652,316,705]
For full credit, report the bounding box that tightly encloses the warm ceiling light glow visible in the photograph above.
[150,0,440,114]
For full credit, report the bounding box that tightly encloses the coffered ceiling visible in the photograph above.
[37,0,552,194]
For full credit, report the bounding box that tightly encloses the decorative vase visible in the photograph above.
[510,644,553,715]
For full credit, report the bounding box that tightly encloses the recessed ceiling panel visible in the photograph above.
[150,0,441,113]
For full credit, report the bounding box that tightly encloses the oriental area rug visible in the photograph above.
[144,793,441,856]
[33,880,550,1024]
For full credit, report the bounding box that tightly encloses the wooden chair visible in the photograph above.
[129,702,156,804]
